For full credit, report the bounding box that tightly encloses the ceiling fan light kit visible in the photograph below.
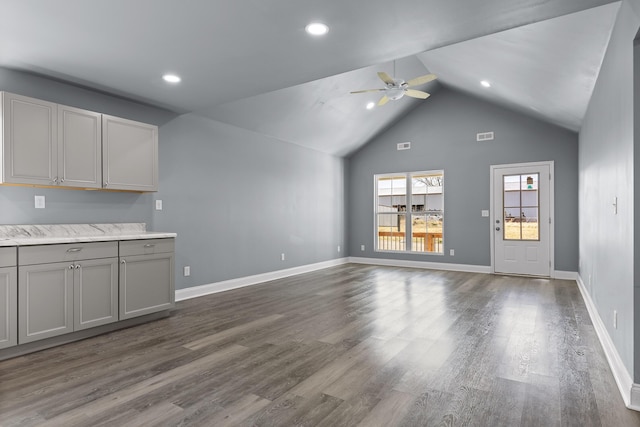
[350,71,437,106]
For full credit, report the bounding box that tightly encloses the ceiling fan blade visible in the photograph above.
[405,89,431,99]
[406,74,437,87]
[378,95,390,106]
[377,72,395,85]
[350,89,385,94]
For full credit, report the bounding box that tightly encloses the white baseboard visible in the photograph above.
[553,270,578,280]
[347,257,491,274]
[576,274,638,411]
[175,257,349,301]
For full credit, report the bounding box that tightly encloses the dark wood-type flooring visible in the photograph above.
[1,264,639,426]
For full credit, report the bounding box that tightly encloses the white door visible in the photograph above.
[491,162,552,277]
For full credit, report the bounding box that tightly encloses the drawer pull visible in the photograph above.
[143,244,156,248]
[66,247,83,253]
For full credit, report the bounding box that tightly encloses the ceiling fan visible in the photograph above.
[350,71,437,106]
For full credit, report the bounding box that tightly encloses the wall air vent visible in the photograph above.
[476,131,495,142]
[397,142,411,151]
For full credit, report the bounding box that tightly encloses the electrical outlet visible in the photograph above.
[450,249,455,256]
[360,245,365,251]
[34,195,45,209]
[155,200,163,210]
[281,253,285,261]
[337,245,341,253]
[183,266,191,277]
[614,310,618,329]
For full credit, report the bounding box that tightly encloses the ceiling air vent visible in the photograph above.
[476,131,494,142]
[397,142,411,151]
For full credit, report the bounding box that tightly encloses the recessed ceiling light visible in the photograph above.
[366,102,375,110]
[162,74,181,83]
[305,22,329,36]
[481,80,491,88]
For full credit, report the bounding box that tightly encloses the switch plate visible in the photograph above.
[281,253,285,261]
[35,195,45,209]
[337,245,341,253]
[450,249,455,256]
[481,210,489,217]
[155,200,163,210]
[183,266,190,277]
[361,245,365,251]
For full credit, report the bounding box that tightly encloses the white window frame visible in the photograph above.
[374,170,444,255]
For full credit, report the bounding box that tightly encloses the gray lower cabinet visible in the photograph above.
[18,242,119,344]
[119,239,175,320]
[73,257,118,331]
[18,261,74,343]
[0,248,17,349]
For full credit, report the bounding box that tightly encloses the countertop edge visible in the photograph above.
[0,232,177,247]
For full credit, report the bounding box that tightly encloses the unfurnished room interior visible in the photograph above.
[1,0,640,425]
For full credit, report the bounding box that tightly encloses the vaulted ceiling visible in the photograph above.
[0,0,620,156]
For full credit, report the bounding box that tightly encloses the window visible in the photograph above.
[503,174,539,241]
[375,170,444,254]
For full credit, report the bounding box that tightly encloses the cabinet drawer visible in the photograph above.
[0,247,17,267]
[119,238,174,257]
[19,241,118,265]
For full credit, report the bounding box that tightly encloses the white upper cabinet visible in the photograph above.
[58,105,102,189]
[1,92,58,185]
[102,115,158,192]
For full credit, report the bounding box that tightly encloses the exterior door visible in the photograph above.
[492,162,552,277]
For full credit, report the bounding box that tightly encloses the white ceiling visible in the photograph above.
[0,0,620,155]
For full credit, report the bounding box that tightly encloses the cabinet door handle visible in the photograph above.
[68,264,74,270]
[60,178,65,183]
[66,248,83,253]
[121,259,126,265]
[143,244,156,248]
[75,264,80,269]
[51,177,59,184]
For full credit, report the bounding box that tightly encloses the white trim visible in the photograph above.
[489,161,555,277]
[348,257,491,274]
[576,274,637,410]
[552,270,578,280]
[175,258,349,301]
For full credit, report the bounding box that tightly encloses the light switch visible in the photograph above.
[155,200,163,211]
[35,195,45,209]
[481,210,489,217]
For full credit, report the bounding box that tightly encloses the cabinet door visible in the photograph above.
[120,253,174,320]
[0,266,17,349]
[58,105,102,189]
[2,92,58,185]
[19,262,74,344]
[74,258,118,331]
[102,115,158,192]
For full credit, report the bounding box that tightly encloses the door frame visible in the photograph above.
[489,161,555,277]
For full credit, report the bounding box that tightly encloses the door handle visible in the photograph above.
[143,244,156,248]
[496,227,501,231]
[66,247,83,253]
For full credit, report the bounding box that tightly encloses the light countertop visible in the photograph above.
[0,224,176,247]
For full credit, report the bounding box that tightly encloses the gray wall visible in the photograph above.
[153,114,346,290]
[0,68,347,292]
[0,67,176,226]
[347,88,579,270]
[579,1,639,379]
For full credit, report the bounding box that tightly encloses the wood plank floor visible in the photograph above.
[1,264,639,426]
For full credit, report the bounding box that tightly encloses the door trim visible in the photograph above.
[490,161,555,277]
